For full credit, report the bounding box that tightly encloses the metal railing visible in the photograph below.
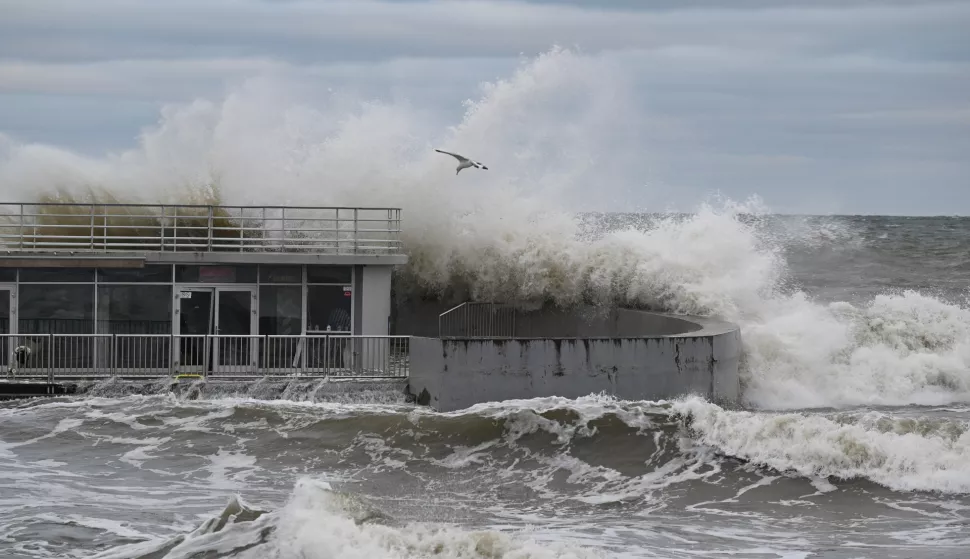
[0,202,403,255]
[1,334,410,380]
[438,302,516,337]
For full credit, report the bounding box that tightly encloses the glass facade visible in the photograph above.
[2,264,362,372]
[307,285,352,332]
[99,265,172,283]
[97,285,173,334]
[0,287,9,371]
[259,286,302,335]
[4,264,355,337]
[19,284,95,334]
[176,265,257,283]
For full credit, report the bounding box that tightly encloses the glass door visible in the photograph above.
[213,288,257,373]
[175,288,214,374]
[0,286,13,373]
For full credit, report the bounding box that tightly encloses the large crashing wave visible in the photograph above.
[2,48,970,410]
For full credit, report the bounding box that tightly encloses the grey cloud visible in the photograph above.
[0,0,967,214]
[1,0,967,64]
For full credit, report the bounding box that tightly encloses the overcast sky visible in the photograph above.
[0,0,968,215]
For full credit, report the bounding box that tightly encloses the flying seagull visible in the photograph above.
[434,149,488,174]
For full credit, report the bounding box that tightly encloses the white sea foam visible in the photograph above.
[89,478,613,559]
[2,48,970,413]
[672,396,970,494]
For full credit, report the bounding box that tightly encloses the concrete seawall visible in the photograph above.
[406,308,742,412]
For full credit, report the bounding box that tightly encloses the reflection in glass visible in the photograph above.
[259,285,302,369]
[259,286,302,335]
[19,285,94,334]
[97,286,172,334]
[98,285,173,370]
[18,284,95,369]
[307,265,352,284]
[98,265,172,283]
[179,290,213,370]
[0,288,9,371]
[176,265,257,283]
[259,265,302,284]
[19,268,94,282]
[307,285,352,332]
[217,290,252,368]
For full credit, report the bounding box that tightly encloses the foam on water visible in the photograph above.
[88,478,617,559]
[1,393,968,558]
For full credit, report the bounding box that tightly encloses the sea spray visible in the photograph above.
[3,48,970,410]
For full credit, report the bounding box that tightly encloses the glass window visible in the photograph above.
[0,289,8,370]
[19,267,95,282]
[98,265,172,283]
[97,285,173,334]
[176,265,257,283]
[259,286,302,335]
[307,285,352,332]
[0,287,9,335]
[0,269,15,282]
[259,265,302,284]
[19,284,94,333]
[307,265,352,284]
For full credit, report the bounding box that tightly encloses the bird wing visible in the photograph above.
[434,148,468,162]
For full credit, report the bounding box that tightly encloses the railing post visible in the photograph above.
[48,333,54,384]
[172,206,179,252]
[353,208,358,254]
[280,207,286,250]
[18,203,24,250]
[207,206,214,251]
[111,333,117,376]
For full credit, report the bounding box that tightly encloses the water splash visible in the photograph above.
[2,47,970,410]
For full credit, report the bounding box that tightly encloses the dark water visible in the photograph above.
[778,215,970,305]
[1,214,969,559]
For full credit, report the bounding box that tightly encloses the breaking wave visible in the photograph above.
[14,393,954,559]
[2,47,970,411]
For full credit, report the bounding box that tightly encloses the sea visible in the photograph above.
[1,213,968,559]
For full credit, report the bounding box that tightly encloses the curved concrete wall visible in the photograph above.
[407,309,742,412]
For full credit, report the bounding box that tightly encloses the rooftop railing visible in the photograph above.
[0,203,403,255]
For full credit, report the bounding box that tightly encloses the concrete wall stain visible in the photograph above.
[406,310,741,412]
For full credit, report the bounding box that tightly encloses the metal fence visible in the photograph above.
[0,202,403,255]
[1,334,410,380]
[438,302,517,337]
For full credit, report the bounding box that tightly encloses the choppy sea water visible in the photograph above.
[2,214,970,559]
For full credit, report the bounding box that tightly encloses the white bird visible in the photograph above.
[434,149,488,174]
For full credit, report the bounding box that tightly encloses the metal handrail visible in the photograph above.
[0,202,404,255]
[1,333,411,380]
[438,302,516,338]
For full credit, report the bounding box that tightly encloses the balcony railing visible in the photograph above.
[1,334,410,380]
[0,203,403,255]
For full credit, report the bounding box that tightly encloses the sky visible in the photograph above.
[0,0,968,215]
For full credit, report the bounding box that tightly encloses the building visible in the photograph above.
[0,202,407,378]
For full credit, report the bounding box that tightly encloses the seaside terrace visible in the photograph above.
[0,201,409,380]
